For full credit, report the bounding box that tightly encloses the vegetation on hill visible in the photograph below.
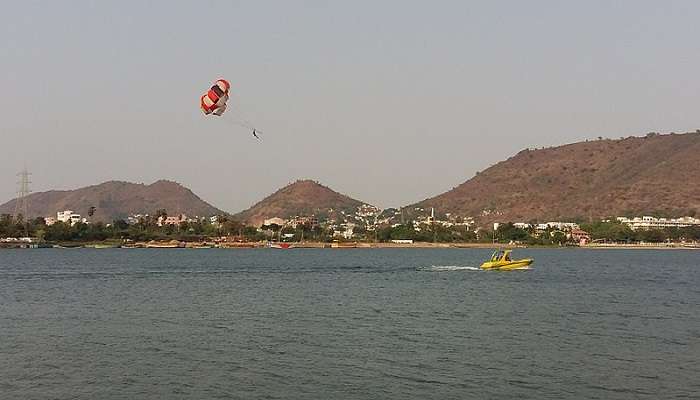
[413,131,700,223]
[4,132,700,240]
[234,179,365,225]
[0,180,224,222]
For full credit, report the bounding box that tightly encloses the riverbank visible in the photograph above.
[581,243,700,249]
[3,240,699,250]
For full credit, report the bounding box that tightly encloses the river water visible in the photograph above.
[1,248,699,399]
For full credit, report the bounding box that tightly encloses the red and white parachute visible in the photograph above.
[200,79,231,116]
[200,78,262,139]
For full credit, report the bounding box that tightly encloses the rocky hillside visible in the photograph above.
[234,180,366,225]
[0,180,224,222]
[413,131,700,223]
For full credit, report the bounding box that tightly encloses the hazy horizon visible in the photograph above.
[2,1,699,211]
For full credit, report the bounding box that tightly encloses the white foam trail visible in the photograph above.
[419,265,481,272]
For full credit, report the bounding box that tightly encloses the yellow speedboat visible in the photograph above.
[480,249,533,271]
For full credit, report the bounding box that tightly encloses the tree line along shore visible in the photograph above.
[2,213,700,249]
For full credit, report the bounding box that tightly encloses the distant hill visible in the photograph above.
[412,132,700,223]
[234,179,365,225]
[0,180,224,222]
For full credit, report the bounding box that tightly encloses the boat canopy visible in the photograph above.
[490,250,512,262]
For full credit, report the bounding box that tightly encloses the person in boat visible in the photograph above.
[492,250,504,261]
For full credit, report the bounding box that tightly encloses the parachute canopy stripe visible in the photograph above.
[201,78,231,116]
[216,79,230,92]
[200,95,212,114]
[210,85,224,97]
[207,90,220,103]
[201,95,215,108]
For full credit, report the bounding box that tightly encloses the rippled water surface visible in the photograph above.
[1,248,699,399]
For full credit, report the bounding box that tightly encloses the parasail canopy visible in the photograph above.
[200,79,231,116]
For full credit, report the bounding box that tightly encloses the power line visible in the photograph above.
[14,167,32,227]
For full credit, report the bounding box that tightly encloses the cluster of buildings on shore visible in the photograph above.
[44,210,87,226]
[262,206,381,240]
[502,221,590,245]
[43,210,211,227]
[410,207,474,231]
[244,202,700,244]
[614,216,700,231]
[32,205,700,245]
[489,217,699,244]
[258,205,591,242]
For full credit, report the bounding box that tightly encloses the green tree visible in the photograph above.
[581,221,635,242]
[637,229,666,243]
[496,223,529,243]
[551,231,567,245]
[45,221,73,241]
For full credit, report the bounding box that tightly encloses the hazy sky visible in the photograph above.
[2,1,699,212]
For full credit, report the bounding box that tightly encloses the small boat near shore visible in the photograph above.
[331,241,358,248]
[268,242,294,249]
[85,244,121,249]
[145,240,186,248]
[480,249,533,271]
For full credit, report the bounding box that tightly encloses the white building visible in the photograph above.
[532,222,579,232]
[57,210,74,223]
[127,214,148,225]
[356,204,380,218]
[263,217,286,227]
[44,216,56,226]
[617,216,700,230]
[342,223,355,239]
[158,214,187,226]
[333,223,355,239]
[208,215,222,228]
[56,210,84,226]
[545,222,580,231]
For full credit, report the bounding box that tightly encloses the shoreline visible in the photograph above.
[2,241,699,250]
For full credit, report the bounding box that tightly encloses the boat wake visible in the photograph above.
[418,265,481,272]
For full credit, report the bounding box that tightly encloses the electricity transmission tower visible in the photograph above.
[14,168,32,225]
